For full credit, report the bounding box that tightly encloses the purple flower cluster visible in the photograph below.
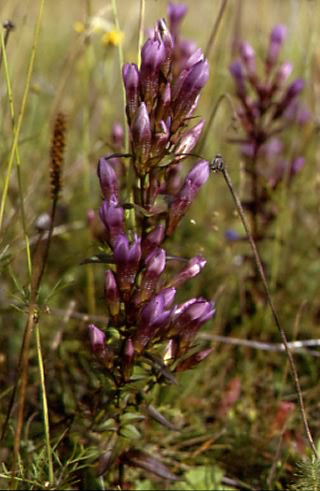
[88,4,214,382]
[89,155,214,379]
[122,3,209,178]
[230,25,310,238]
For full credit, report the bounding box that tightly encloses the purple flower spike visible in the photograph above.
[167,160,210,236]
[97,156,120,200]
[99,198,125,245]
[122,63,140,122]
[105,270,120,317]
[267,24,287,69]
[88,324,106,354]
[131,102,152,171]
[167,255,207,288]
[114,234,141,295]
[168,2,188,37]
[174,120,205,160]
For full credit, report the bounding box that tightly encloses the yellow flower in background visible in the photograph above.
[73,21,85,33]
[101,30,124,47]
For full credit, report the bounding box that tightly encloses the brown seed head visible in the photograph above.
[50,112,66,200]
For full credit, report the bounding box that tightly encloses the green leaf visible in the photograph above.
[80,253,115,265]
[120,424,141,440]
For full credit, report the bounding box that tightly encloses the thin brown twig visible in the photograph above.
[211,154,319,460]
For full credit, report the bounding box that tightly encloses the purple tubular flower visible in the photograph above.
[131,102,152,171]
[97,156,120,200]
[141,224,165,257]
[240,42,256,75]
[166,255,207,288]
[174,120,205,160]
[169,298,215,340]
[157,19,174,76]
[266,24,287,68]
[172,59,209,131]
[99,198,125,245]
[168,2,188,37]
[111,122,124,149]
[167,160,210,236]
[134,291,173,352]
[175,347,213,371]
[122,63,140,122]
[273,79,305,119]
[230,60,246,99]
[88,324,106,354]
[114,234,141,295]
[105,270,120,317]
[140,38,166,107]
[135,248,166,304]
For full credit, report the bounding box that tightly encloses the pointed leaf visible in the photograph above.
[123,449,180,481]
[146,405,179,431]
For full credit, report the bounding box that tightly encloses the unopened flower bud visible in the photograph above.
[168,2,188,38]
[123,63,140,122]
[114,234,141,296]
[134,292,172,352]
[142,224,165,257]
[131,102,152,171]
[172,60,209,130]
[88,324,106,355]
[230,60,246,99]
[240,42,256,75]
[140,38,166,107]
[273,79,305,119]
[167,160,210,235]
[135,248,166,304]
[105,270,120,317]
[166,255,206,288]
[266,24,287,69]
[99,198,125,245]
[174,120,205,160]
[97,156,120,200]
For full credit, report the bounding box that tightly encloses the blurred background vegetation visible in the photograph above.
[1,0,320,489]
